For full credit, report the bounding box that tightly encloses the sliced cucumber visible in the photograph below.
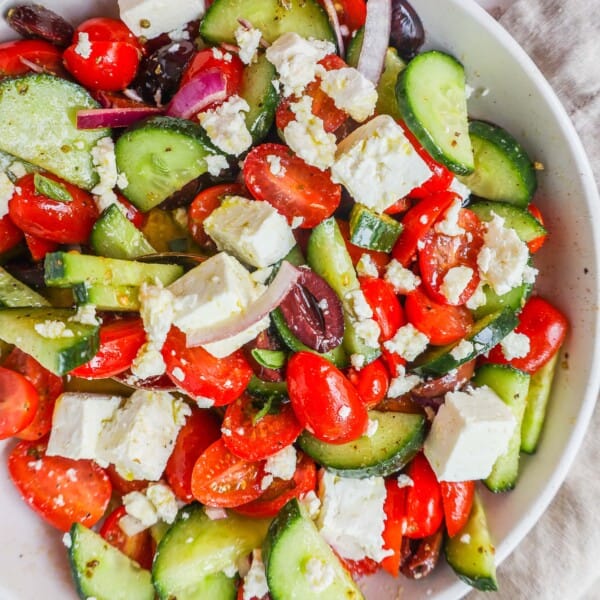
[115,116,222,212]
[90,204,156,260]
[396,51,473,175]
[468,200,546,243]
[412,308,519,376]
[200,0,335,45]
[298,410,425,478]
[0,74,109,189]
[445,492,498,591]
[0,150,40,180]
[521,350,560,454]
[240,54,279,143]
[263,498,364,600]
[73,283,140,312]
[68,523,154,600]
[0,307,99,375]
[473,364,530,492]
[345,28,364,68]
[349,203,403,253]
[470,282,532,321]
[152,503,270,600]
[458,120,537,207]
[44,251,183,288]
[0,266,49,307]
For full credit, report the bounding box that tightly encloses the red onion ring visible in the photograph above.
[320,0,345,56]
[165,69,227,119]
[357,0,392,84]
[77,107,162,129]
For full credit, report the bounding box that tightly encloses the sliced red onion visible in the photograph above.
[19,56,45,73]
[165,69,227,119]
[77,107,163,129]
[357,0,392,84]
[320,0,345,57]
[186,261,301,347]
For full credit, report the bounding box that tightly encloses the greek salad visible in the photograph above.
[0,0,569,598]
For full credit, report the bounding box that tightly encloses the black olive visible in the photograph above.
[390,0,425,62]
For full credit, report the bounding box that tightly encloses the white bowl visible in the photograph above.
[0,1,598,599]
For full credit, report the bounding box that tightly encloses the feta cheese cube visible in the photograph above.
[423,386,517,481]
[331,115,432,214]
[318,66,377,122]
[97,390,190,481]
[204,195,296,268]
[47,393,122,462]
[383,323,429,361]
[198,95,252,156]
[118,0,205,39]
[440,265,474,304]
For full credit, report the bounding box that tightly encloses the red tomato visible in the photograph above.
[391,192,456,267]
[403,453,443,539]
[70,318,146,379]
[244,143,342,229]
[191,439,265,508]
[0,214,23,254]
[105,464,149,496]
[24,233,58,262]
[419,208,484,306]
[318,0,367,34]
[188,183,246,246]
[527,203,547,253]
[0,39,63,77]
[162,327,253,406]
[221,393,303,461]
[118,195,146,229]
[337,219,390,276]
[0,366,39,440]
[360,276,404,341]
[234,452,317,518]
[63,19,141,91]
[381,478,408,577]
[384,197,412,216]
[3,348,63,441]
[440,480,475,538]
[485,296,568,374]
[347,358,390,409]
[165,408,222,502]
[287,351,368,444]
[7,439,111,532]
[405,287,474,346]
[100,506,153,569]
[341,557,379,578]
[9,173,98,244]
[276,55,347,133]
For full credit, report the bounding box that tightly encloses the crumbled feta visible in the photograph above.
[423,386,517,481]
[305,557,335,593]
[62,533,72,548]
[131,343,166,380]
[205,506,228,520]
[346,289,373,321]
[397,474,414,488]
[168,25,190,41]
[265,32,335,97]
[385,259,421,294]
[460,533,471,544]
[448,178,471,202]
[34,320,74,339]
[74,32,92,59]
[235,25,263,64]
[356,253,379,278]
[264,445,297,481]
[146,482,179,523]
[299,489,321,519]
[266,154,286,178]
[171,366,185,382]
[466,281,487,310]
[354,318,381,349]
[500,331,531,360]
[366,418,379,437]
[243,550,269,600]
[318,66,378,122]
[8,161,27,179]
[0,172,15,217]
[198,95,252,156]
[435,198,465,237]
[450,339,474,361]
[384,323,429,361]
[440,265,474,304]
[91,137,120,212]
[283,96,337,171]
[122,491,158,536]
[331,115,432,214]
[291,216,304,228]
[69,304,100,326]
[338,405,351,419]
[388,373,421,397]
[205,154,230,177]
[350,353,366,370]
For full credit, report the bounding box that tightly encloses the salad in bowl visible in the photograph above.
[0,0,597,599]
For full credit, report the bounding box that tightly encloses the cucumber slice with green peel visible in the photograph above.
[68,523,154,600]
[445,492,498,591]
[0,150,41,180]
[44,251,183,288]
[115,116,223,212]
[521,350,560,454]
[396,51,474,175]
[263,498,364,600]
[0,74,109,190]
[345,28,364,67]
[349,203,403,253]
[468,200,546,243]
[0,307,99,375]
[470,282,532,321]
[152,503,270,600]
[200,0,335,45]
[240,54,279,143]
[73,283,140,312]
[473,364,530,492]
[298,410,425,478]
[411,308,519,376]
[458,120,537,207]
[307,218,381,363]
[90,204,156,260]
[0,266,49,307]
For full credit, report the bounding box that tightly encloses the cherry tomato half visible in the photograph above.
[440,480,475,538]
[0,214,23,255]
[244,143,341,229]
[347,358,390,409]
[527,203,547,254]
[0,366,39,440]
[360,276,404,341]
[0,39,63,78]
[381,478,408,577]
[24,233,58,262]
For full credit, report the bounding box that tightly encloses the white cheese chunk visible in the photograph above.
[118,0,205,39]
[388,373,422,398]
[345,289,373,321]
[450,339,474,361]
[264,445,297,481]
[356,253,379,278]
[318,66,377,122]
[0,171,15,218]
[305,557,335,593]
[235,25,262,65]
[198,95,252,156]
[91,137,119,212]
[423,386,517,481]
[121,491,158,536]
[47,393,122,463]
[74,32,92,59]
[440,265,474,304]
[146,482,179,524]
[354,318,381,349]
[500,331,531,360]
[243,550,269,600]
[383,323,429,362]
[266,154,286,178]
[299,490,321,519]
[384,259,421,294]
[435,198,465,237]
[204,195,296,268]
[331,115,432,214]
[448,177,471,202]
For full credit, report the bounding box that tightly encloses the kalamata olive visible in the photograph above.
[131,41,195,106]
[112,369,177,392]
[4,260,45,288]
[244,329,286,382]
[410,360,476,409]
[400,529,444,579]
[142,20,200,55]
[390,0,425,61]
[5,4,74,47]
[278,266,345,353]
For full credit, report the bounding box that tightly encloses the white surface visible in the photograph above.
[0,1,598,600]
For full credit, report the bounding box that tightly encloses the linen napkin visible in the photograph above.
[469,1,600,599]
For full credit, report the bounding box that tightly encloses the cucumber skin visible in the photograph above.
[0,266,49,307]
[470,282,532,321]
